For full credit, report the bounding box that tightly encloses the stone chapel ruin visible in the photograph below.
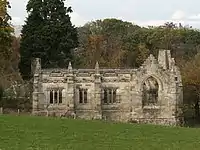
[32,50,183,125]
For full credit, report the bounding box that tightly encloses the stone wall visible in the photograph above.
[32,50,183,126]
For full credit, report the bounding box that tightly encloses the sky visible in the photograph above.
[8,0,200,28]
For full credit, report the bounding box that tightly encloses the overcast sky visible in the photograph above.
[8,0,200,28]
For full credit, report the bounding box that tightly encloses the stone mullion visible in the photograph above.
[82,90,84,104]
[103,90,106,104]
[107,90,109,104]
[84,89,87,103]
[59,89,63,104]
[113,89,116,103]
[111,89,113,104]
[47,90,50,104]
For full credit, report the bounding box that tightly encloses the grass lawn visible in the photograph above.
[0,115,200,150]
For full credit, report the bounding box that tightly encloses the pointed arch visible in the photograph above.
[140,75,163,92]
[141,75,161,106]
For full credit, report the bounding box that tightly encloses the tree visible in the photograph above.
[0,0,13,60]
[0,0,17,88]
[11,36,20,71]
[76,19,142,68]
[19,0,78,80]
[135,44,150,66]
[181,53,200,118]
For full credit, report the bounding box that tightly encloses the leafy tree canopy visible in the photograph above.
[0,0,13,59]
[19,0,78,80]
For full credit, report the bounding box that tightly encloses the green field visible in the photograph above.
[0,115,200,150]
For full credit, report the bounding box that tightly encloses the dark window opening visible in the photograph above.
[84,90,87,103]
[113,90,116,103]
[54,91,58,103]
[79,89,83,103]
[103,89,108,104]
[50,91,53,104]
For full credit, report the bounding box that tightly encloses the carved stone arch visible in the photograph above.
[140,74,163,92]
[141,75,162,106]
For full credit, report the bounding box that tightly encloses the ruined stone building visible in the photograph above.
[32,50,183,126]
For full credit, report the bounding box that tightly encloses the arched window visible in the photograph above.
[142,76,159,106]
[79,89,88,104]
[49,89,63,104]
[103,88,117,104]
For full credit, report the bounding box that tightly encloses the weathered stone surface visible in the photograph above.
[32,50,183,126]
